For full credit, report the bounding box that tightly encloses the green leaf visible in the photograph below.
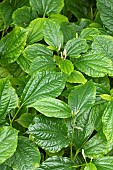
[73,110,95,150]
[50,14,68,24]
[80,28,101,40]
[0,126,18,164]
[27,18,45,44]
[59,59,74,75]
[67,70,87,84]
[102,101,113,142]
[0,27,27,65]
[28,115,70,153]
[0,78,18,124]
[7,136,41,170]
[43,20,63,50]
[60,23,76,43]
[92,35,113,62]
[0,67,10,78]
[75,51,113,77]
[21,71,66,106]
[93,156,113,170]
[84,131,111,159]
[64,38,88,58]
[84,163,97,170]
[37,156,75,170]
[23,43,53,61]
[29,97,72,118]
[68,80,96,116]
[16,113,35,128]
[29,0,64,16]
[12,6,37,28]
[0,163,12,170]
[0,0,13,28]
[97,0,113,32]
[17,54,31,73]
[29,55,56,75]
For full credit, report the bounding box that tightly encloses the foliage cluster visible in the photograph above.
[0,0,113,169]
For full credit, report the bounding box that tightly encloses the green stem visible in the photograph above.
[10,104,23,126]
[74,149,79,161]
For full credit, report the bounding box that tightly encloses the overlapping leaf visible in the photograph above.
[7,136,41,170]
[76,51,113,77]
[0,27,27,65]
[28,115,70,153]
[43,20,63,50]
[0,78,18,124]
[37,156,75,170]
[21,71,66,106]
[29,97,72,118]
[0,126,18,164]
[30,0,64,16]
[68,80,96,116]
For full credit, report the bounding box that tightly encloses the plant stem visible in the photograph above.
[10,104,23,126]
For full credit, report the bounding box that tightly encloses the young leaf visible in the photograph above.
[59,59,74,75]
[92,35,113,62]
[7,136,41,170]
[67,70,87,84]
[29,0,64,16]
[68,80,96,116]
[64,38,88,58]
[50,14,68,24]
[43,20,63,51]
[21,71,66,106]
[29,55,56,75]
[23,43,53,61]
[102,101,113,142]
[84,163,97,170]
[0,78,18,124]
[97,0,113,31]
[12,6,37,28]
[93,156,113,170]
[75,51,113,77]
[37,156,75,170]
[0,27,27,65]
[28,115,70,153]
[27,18,45,44]
[84,131,111,159]
[0,126,18,164]
[29,97,72,118]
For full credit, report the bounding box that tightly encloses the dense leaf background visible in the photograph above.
[0,0,113,169]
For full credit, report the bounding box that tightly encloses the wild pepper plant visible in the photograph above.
[0,0,113,169]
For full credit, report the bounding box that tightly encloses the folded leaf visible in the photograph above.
[21,71,66,106]
[0,27,27,65]
[7,136,41,170]
[28,115,70,153]
[37,156,75,170]
[30,0,64,16]
[0,126,18,164]
[59,59,74,75]
[29,97,72,118]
